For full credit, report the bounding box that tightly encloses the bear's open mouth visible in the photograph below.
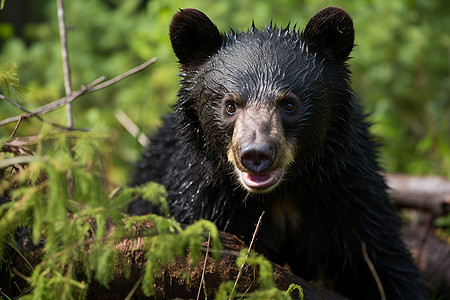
[239,168,283,192]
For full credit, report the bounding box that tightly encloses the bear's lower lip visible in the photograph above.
[240,169,283,191]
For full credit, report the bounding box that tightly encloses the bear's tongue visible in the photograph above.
[242,170,282,189]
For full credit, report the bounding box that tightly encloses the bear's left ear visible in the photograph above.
[170,9,223,66]
[301,6,354,62]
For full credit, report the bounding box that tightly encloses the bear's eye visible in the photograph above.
[225,103,236,115]
[283,102,296,113]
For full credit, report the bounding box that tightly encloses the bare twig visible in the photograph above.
[11,267,32,283]
[0,77,102,128]
[57,0,76,201]
[230,211,265,298]
[115,110,150,147]
[0,58,156,127]
[124,276,143,300]
[88,57,157,92]
[0,156,37,169]
[362,242,386,300]
[197,232,211,300]
[0,93,36,116]
[56,0,76,197]
[4,239,34,272]
[57,0,73,128]
[10,115,23,138]
[0,93,90,131]
[3,136,40,148]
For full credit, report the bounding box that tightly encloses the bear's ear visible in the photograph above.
[169,9,223,66]
[301,7,354,62]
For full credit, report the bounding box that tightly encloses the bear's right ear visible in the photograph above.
[169,9,223,66]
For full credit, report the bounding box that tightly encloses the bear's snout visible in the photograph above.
[239,142,274,173]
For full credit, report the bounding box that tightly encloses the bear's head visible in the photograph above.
[170,7,355,193]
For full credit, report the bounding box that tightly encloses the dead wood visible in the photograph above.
[8,217,450,299]
[386,173,450,296]
[3,173,450,298]
[401,213,450,298]
[7,220,345,300]
[3,212,450,299]
[386,173,450,215]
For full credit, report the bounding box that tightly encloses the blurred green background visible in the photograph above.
[0,0,449,186]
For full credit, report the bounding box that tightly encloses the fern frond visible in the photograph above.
[0,62,27,99]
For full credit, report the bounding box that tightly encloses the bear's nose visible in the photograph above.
[239,143,274,173]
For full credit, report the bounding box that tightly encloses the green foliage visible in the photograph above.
[215,250,303,299]
[1,127,290,298]
[286,284,304,300]
[137,181,169,216]
[0,126,303,298]
[0,0,448,183]
[0,128,225,298]
[349,0,450,176]
[141,217,221,295]
[435,214,450,237]
[0,62,27,99]
[0,130,114,298]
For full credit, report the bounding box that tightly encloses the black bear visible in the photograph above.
[129,7,426,299]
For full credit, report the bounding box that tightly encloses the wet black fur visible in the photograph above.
[129,7,426,299]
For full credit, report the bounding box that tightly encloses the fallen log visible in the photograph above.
[7,219,449,299]
[7,220,346,299]
[401,214,450,299]
[386,173,450,215]
[386,173,450,297]
[3,173,450,298]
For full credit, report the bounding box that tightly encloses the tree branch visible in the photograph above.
[0,57,157,127]
[231,211,265,296]
[88,57,157,92]
[56,0,73,128]
[0,93,89,131]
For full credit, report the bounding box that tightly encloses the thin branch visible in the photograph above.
[124,276,143,300]
[57,0,76,200]
[0,57,156,127]
[362,242,386,300]
[0,93,36,116]
[0,93,90,131]
[0,77,102,127]
[115,109,150,147]
[11,267,31,283]
[4,239,34,272]
[0,155,37,169]
[197,232,211,300]
[230,211,265,298]
[88,57,157,92]
[56,0,73,127]
[10,115,23,138]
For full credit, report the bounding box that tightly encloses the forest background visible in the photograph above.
[0,0,449,184]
